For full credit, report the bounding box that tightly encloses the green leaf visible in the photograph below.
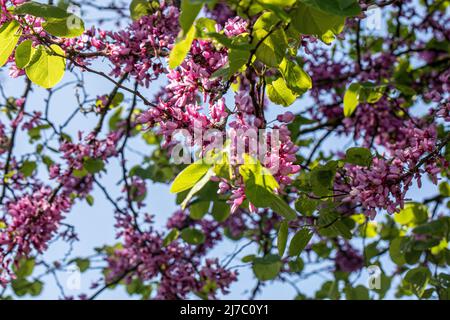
[27,45,43,67]
[181,228,205,245]
[316,280,340,299]
[252,254,282,281]
[299,0,361,17]
[389,237,407,266]
[11,278,30,296]
[14,1,84,38]
[430,239,447,255]
[130,0,152,21]
[413,219,447,235]
[169,25,196,69]
[189,201,210,220]
[395,83,417,96]
[239,155,296,219]
[20,160,37,177]
[360,221,378,238]
[13,258,35,278]
[42,16,85,38]
[252,12,287,67]
[15,1,85,38]
[294,195,318,216]
[253,30,286,67]
[72,168,88,178]
[310,161,337,197]
[110,92,124,107]
[126,278,146,295]
[373,272,392,299]
[344,285,370,300]
[258,0,296,6]
[343,83,361,117]
[288,228,313,257]
[15,1,71,18]
[211,201,231,222]
[413,238,440,251]
[25,44,66,88]
[403,248,421,265]
[345,147,373,167]
[394,203,429,226]
[29,280,43,296]
[267,77,297,106]
[107,106,123,130]
[170,160,212,194]
[163,229,180,247]
[12,277,43,296]
[181,168,214,209]
[244,177,297,220]
[0,20,22,67]
[84,158,104,174]
[207,32,251,50]
[439,182,450,197]
[239,155,279,191]
[195,17,217,36]
[86,195,94,206]
[279,58,312,95]
[179,0,204,35]
[210,65,231,79]
[242,255,256,263]
[228,48,250,75]
[359,82,386,104]
[318,209,353,239]
[290,3,345,41]
[213,153,231,180]
[56,0,71,10]
[320,29,340,44]
[74,258,90,272]
[344,82,385,116]
[277,220,289,257]
[15,40,33,69]
[403,267,431,298]
[288,258,304,273]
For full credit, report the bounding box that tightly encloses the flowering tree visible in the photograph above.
[0,0,449,300]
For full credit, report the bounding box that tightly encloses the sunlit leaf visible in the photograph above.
[25,44,66,88]
[0,20,22,67]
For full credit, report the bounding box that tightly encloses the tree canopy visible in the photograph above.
[0,0,449,300]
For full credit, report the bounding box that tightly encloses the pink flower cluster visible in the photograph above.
[137,16,302,217]
[105,212,236,299]
[205,1,236,26]
[2,2,179,87]
[338,121,443,218]
[138,16,249,135]
[138,39,229,139]
[104,5,180,86]
[0,121,7,156]
[335,243,364,273]
[50,131,122,198]
[300,0,449,221]
[218,92,300,213]
[436,101,450,122]
[63,3,179,86]
[0,186,71,282]
[0,0,26,23]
